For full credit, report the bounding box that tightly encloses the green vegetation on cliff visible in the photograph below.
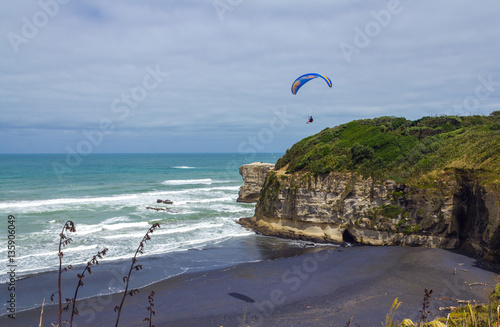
[276,112,500,185]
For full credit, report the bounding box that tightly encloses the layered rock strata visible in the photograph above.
[236,162,275,203]
[238,166,500,262]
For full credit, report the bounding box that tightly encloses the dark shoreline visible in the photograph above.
[2,245,499,327]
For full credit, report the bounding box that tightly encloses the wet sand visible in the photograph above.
[3,246,499,327]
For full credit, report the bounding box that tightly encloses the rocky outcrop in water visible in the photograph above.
[237,162,275,203]
[238,167,500,262]
[157,199,173,204]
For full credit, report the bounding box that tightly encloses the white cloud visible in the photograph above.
[1,0,499,153]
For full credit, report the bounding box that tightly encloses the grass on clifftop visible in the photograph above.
[275,111,500,185]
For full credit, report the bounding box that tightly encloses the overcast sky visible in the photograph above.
[1,0,499,154]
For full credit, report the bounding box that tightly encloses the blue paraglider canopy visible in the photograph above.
[291,73,332,95]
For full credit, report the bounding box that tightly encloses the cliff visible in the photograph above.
[237,162,275,203]
[239,113,500,261]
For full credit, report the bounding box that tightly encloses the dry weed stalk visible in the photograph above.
[143,290,156,327]
[418,288,433,324]
[69,248,108,327]
[51,220,76,327]
[114,223,160,327]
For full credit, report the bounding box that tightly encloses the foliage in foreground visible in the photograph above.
[275,112,500,185]
[48,220,160,327]
[381,286,500,327]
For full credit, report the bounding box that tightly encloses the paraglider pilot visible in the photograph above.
[307,116,313,124]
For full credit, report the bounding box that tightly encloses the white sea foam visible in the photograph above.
[0,186,242,216]
[162,178,213,185]
[75,220,151,236]
[0,194,141,209]
[13,245,99,260]
[155,232,247,251]
[172,166,195,169]
[85,233,239,263]
[103,221,151,231]
[156,223,224,235]
[0,218,254,282]
[201,185,240,192]
[102,232,147,240]
[174,196,236,205]
[102,216,131,224]
[101,222,224,240]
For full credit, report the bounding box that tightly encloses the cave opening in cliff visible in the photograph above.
[342,229,356,244]
[451,177,489,249]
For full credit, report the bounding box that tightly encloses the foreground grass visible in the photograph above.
[382,284,500,327]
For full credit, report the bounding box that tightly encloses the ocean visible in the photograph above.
[0,153,323,314]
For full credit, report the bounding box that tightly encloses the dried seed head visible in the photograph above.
[65,220,76,233]
[128,289,140,297]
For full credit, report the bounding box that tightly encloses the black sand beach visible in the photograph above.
[3,246,499,327]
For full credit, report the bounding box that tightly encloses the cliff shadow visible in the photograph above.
[451,173,490,253]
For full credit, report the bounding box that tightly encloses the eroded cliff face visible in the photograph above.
[239,167,500,261]
[237,162,275,203]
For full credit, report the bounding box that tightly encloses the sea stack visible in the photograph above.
[237,162,275,203]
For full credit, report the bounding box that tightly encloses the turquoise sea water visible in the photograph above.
[0,153,285,284]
